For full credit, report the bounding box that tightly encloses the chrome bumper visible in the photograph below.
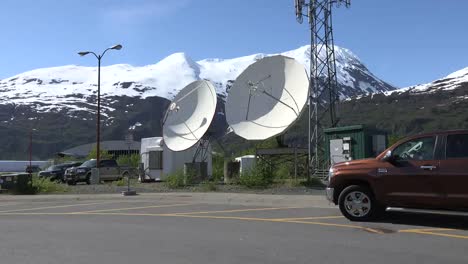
[325,187,334,203]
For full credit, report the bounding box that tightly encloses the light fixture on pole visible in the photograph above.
[125,122,142,155]
[122,122,142,196]
[78,44,122,169]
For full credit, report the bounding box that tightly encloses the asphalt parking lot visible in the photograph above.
[0,195,467,264]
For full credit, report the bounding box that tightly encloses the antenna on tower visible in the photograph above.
[293,0,351,179]
[295,0,305,24]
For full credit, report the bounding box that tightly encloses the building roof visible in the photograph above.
[59,140,140,157]
[324,125,365,134]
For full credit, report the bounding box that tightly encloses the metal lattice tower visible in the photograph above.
[295,0,350,178]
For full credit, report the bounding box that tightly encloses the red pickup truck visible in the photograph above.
[327,130,468,221]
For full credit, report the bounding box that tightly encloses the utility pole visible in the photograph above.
[294,0,350,178]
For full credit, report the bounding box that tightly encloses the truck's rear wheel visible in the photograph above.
[338,185,385,221]
[67,180,76,186]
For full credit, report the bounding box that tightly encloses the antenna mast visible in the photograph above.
[295,0,350,178]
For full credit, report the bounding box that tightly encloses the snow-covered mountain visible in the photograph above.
[0,45,395,117]
[384,67,468,97]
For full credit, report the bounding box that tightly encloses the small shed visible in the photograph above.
[140,137,212,181]
[324,125,387,164]
[234,155,256,175]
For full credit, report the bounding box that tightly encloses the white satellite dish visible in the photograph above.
[225,55,309,141]
[163,80,217,151]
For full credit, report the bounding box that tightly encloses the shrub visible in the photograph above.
[113,178,127,187]
[165,170,192,189]
[199,181,217,192]
[238,160,273,189]
[117,154,141,169]
[211,154,224,182]
[87,146,113,160]
[274,162,292,179]
[31,176,68,194]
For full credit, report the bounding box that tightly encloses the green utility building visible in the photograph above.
[324,125,387,164]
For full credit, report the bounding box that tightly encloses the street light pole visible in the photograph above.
[28,128,36,177]
[122,123,141,196]
[29,129,32,177]
[97,55,101,169]
[78,44,122,169]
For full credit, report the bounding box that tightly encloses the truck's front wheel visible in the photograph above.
[67,180,76,186]
[338,185,385,221]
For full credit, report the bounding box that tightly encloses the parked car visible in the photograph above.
[64,159,130,185]
[38,162,82,182]
[25,165,41,174]
[326,130,468,221]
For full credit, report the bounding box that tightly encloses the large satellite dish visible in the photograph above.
[163,80,217,151]
[225,55,309,141]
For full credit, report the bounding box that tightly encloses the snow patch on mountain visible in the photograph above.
[382,66,468,97]
[0,45,396,116]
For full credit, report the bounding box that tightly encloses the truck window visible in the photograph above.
[149,151,163,169]
[446,134,468,159]
[100,160,118,167]
[393,136,436,161]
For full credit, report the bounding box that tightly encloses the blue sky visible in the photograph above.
[0,0,467,87]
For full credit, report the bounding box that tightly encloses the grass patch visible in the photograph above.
[165,170,192,189]
[110,178,139,187]
[113,178,127,187]
[31,176,69,194]
[301,177,326,188]
[271,177,326,189]
[272,178,303,188]
[198,181,218,192]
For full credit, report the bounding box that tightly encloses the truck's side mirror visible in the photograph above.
[382,150,393,162]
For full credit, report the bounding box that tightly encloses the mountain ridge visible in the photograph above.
[9,44,468,160]
[0,44,396,118]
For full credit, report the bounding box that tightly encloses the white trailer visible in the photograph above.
[0,160,49,173]
[235,155,256,175]
[140,137,212,181]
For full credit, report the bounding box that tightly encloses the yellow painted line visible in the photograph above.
[401,230,468,240]
[0,212,77,215]
[0,210,391,233]
[71,203,193,214]
[0,201,123,213]
[76,212,367,230]
[171,206,305,215]
[2,209,467,240]
[271,216,344,221]
[363,228,386,235]
[281,219,371,230]
[83,212,280,220]
[0,203,22,207]
[399,228,455,233]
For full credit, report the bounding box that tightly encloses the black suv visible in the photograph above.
[64,159,129,185]
[38,162,82,182]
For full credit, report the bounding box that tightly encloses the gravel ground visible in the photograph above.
[63,181,325,195]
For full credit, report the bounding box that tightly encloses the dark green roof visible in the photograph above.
[324,125,365,134]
